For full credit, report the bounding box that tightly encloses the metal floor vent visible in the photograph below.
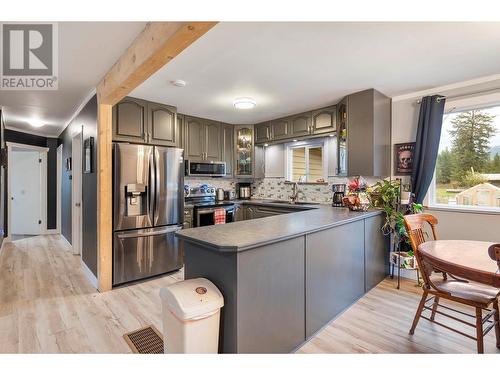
[123,325,164,354]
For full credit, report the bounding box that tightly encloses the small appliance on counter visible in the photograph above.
[236,182,251,200]
[216,188,225,201]
[332,184,346,207]
[224,190,236,201]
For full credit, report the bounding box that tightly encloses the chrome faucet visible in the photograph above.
[289,182,300,203]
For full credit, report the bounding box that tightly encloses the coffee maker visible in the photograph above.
[237,182,251,200]
[332,184,346,207]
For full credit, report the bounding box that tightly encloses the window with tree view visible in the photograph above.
[433,105,500,209]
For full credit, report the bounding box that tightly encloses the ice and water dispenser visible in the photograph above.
[125,183,147,217]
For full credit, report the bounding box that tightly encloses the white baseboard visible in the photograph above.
[44,229,60,235]
[81,260,98,290]
[60,235,73,252]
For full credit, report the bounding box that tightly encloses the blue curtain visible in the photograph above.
[411,95,446,203]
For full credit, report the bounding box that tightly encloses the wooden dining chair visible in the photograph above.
[404,213,500,354]
[488,244,500,270]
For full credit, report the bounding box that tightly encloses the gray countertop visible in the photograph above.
[176,200,383,252]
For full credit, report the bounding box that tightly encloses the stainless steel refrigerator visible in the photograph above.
[113,143,184,285]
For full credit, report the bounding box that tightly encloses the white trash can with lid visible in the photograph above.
[159,278,224,353]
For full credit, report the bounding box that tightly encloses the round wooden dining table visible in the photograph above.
[418,240,500,288]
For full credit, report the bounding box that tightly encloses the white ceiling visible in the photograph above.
[0,22,146,137]
[131,22,500,124]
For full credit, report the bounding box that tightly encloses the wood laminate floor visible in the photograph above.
[0,235,498,354]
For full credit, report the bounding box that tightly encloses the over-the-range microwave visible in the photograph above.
[185,160,226,177]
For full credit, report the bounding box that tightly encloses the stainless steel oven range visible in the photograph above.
[185,186,235,227]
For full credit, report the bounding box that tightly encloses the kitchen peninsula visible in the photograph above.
[176,202,388,353]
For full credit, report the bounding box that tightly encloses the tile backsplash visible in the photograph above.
[186,176,381,204]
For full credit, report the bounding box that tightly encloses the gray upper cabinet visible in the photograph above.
[255,122,272,144]
[271,118,291,140]
[184,116,205,161]
[113,97,178,147]
[205,120,222,161]
[221,123,234,176]
[148,102,177,147]
[254,106,336,145]
[264,144,285,178]
[311,106,336,135]
[184,116,222,162]
[289,112,311,137]
[113,97,147,143]
[343,89,391,177]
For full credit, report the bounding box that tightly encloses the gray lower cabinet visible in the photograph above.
[236,237,305,353]
[364,215,389,291]
[221,123,234,176]
[113,97,178,146]
[112,97,148,143]
[184,116,222,161]
[182,212,387,353]
[305,220,365,338]
[234,204,244,221]
[311,105,336,135]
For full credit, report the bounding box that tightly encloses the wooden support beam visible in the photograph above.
[98,22,217,105]
[96,22,217,291]
[96,100,113,292]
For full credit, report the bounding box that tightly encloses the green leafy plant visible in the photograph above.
[370,180,423,254]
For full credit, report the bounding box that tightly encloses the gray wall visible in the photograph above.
[58,95,98,276]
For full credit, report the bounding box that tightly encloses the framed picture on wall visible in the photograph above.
[83,137,94,174]
[394,142,415,175]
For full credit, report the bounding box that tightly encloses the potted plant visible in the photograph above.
[369,179,423,269]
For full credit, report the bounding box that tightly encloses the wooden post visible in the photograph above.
[96,22,217,291]
[96,100,113,292]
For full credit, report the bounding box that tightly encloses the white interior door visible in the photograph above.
[72,133,83,255]
[11,150,43,235]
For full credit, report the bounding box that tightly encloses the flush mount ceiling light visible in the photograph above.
[30,120,45,128]
[233,97,256,110]
[171,79,186,87]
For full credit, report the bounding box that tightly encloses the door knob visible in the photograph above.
[75,203,81,207]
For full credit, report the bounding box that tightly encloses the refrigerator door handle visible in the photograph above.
[116,225,183,239]
[154,147,161,225]
[149,150,155,223]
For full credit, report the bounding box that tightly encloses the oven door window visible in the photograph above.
[196,208,215,227]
